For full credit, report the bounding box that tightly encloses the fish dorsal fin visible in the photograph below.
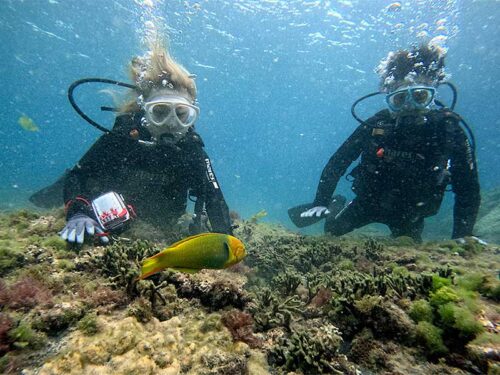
[168,233,219,249]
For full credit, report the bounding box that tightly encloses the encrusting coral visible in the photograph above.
[36,311,267,375]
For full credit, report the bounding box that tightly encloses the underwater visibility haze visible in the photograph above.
[0,0,500,374]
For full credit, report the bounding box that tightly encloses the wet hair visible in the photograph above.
[377,44,446,92]
[121,39,197,112]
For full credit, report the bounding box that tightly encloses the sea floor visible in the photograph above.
[0,208,499,374]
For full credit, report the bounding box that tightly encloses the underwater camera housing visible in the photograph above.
[91,191,135,232]
[350,82,475,154]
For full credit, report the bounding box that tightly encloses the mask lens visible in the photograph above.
[150,103,172,124]
[412,88,432,106]
[174,104,198,126]
[389,91,408,109]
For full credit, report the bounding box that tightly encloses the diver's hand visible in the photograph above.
[300,206,331,218]
[455,236,488,246]
[59,214,109,245]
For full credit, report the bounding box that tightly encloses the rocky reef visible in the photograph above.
[0,208,499,374]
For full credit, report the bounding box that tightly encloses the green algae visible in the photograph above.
[409,299,433,323]
[77,313,101,336]
[8,321,47,350]
[431,275,452,291]
[415,321,448,356]
[429,286,460,307]
[41,236,67,251]
[0,240,25,275]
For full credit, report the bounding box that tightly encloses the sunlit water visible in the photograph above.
[1,0,499,238]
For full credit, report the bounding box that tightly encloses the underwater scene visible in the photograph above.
[1,0,500,374]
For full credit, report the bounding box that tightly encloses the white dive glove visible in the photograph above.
[59,214,110,245]
[455,236,488,246]
[300,206,331,218]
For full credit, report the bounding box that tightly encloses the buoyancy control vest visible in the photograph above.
[349,109,457,217]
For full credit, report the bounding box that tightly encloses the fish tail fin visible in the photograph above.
[138,253,169,280]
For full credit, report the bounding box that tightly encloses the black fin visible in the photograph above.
[288,203,323,228]
[288,195,347,228]
[29,170,69,208]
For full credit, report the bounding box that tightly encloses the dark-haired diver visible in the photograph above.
[291,44,481,243]
[31,41,233,244]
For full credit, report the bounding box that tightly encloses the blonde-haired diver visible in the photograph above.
[32,40,234,244]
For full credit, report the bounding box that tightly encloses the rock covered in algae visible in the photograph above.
[474,187,500,243]
[36,311,270,375]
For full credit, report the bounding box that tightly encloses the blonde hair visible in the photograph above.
[121,40,197,112]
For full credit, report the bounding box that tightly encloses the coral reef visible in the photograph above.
[0,209,499,374]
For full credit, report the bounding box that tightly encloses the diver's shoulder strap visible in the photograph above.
[365,109,393,128]
[181,129,205,148]
[430,108,460,120]
[111,113,139,134]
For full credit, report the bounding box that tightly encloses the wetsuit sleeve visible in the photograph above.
[196,148,233,235]
[63,116,132,219]
[448,119,481,238]
[313,124,369,206]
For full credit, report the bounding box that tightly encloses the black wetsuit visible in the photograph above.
[313,109,480,241]
[63,112,233,235]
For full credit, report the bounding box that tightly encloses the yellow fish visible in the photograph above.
[18,115,39,132]
[138,233,246,280]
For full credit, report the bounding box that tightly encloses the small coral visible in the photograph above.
[349,328,391,371]
[355,298,416,343]
[127,297,154,323]
[89,239,160,295]
[199,349,249,375]
[269,320,344,374]
[271,268,302,296]
[31,302,86,336]
[221,309,262,348]
[166,271,249,311]
[364,238,384,261]
[77,312,101,336]
[248,287,304,331]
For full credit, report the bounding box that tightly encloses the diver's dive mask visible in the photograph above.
[142,95,200,141]
[386,86,436,112]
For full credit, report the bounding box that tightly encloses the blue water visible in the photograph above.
[1,0,499,235]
